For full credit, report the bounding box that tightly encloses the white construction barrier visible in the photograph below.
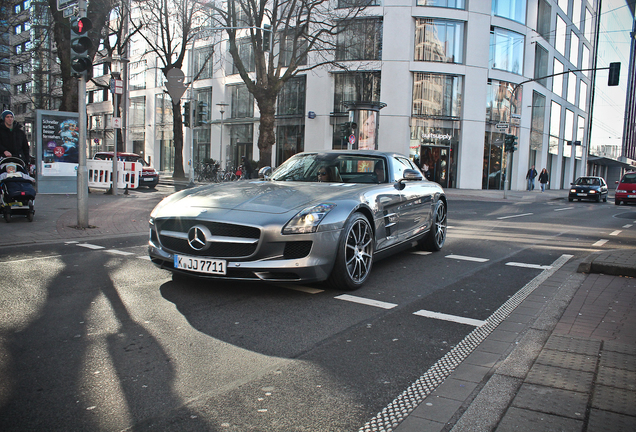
[87,159,141,190]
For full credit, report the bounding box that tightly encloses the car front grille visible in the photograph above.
[283,241,312,259]
[156,218,260,258]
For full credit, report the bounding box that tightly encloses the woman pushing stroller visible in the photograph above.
[0,110,30,163]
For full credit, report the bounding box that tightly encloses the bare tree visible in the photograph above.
[205,0,373,168]
[131,0,213,178]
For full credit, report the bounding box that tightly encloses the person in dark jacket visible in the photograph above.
[538,168,549,192]
[0,110,30,162]
[241,156,253,179]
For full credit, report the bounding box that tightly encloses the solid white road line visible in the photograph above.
[335,294,397,309]
[413,310,486,327]
[593,239,609,247]
[77,243,105,250]
[497,213,533,220]
[445,254,489,262]
[506,262,552,270]
[609,230,622,236]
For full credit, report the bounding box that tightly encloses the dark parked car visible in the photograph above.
[148,150,447,290]
[615,172,636,205]
[568,176,608,202]
[93,152,159,189]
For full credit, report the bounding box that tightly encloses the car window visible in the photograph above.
[621,173,636,184]
[390,157,414,182]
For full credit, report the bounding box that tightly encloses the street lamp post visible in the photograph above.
[110,56,122,196]
[217,102,228,170]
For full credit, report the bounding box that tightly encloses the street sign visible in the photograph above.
[113,118,122,129]
[349,134,356,145]
[57,0,78,11]
[496,122,509,129]
[165,68,187,101]
[110,79,123,95]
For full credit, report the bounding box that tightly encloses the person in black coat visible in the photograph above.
[241,156,253,179]
[0,110,30,163]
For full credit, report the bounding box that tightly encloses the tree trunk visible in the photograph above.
[256,97,276,169]
[172,102,185,178]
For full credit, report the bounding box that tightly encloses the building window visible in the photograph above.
[572,0,582,29]
[549,100,561,140]
[537,0,551,42]
[277,125,305,165]
[333,72,381,113]
[277,76,306,116]
[557,0,568,15]
[530,91,546,151]
[277,30,308,67]
[556,15,567,55]
[130,96,146,127]
[490,27,524,75]
[579,80,587,111]
[570,31,579,67]
[584,8,593,42]
[129,60,147,91]
[338,0,380,7]
[492,0,527,24]
[553,58,564,97]
[416,0,465,8]
[581,44,590,76]
[414,18,464,63]
[486,79,521,124]
[229,38,255,75]
[336,18,382,61]
[534,44,549,87]
[194,47,214,80]
[413,73,463,118]
[229,83,254,118]
[564,108,574,157]
[567,72,577,105]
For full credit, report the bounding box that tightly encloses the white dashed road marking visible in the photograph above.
[593,239,609,247]
[445,254,489,263]
[506,262,552,270]
[335,294,397,309]
[497,213,533,220]
[278,284,324,294]
[609,230,622,236]
[413,310,486,327]
[77,243,105,250]
[105,249,134,256]
[137,256,151,260]
[623,224,632,229]
[411,251,432,256]
[554,207,574,212]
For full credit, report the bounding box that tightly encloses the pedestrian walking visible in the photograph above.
[241,156,253,179]
[0,110,30,163]
[538,168,549,192]
[526,165,538,191]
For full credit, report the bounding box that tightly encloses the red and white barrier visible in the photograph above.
[87,160,141,190]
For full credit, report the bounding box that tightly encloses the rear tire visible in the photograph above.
[3,208,10,223]
[420,200,447,251]
[568,197,573,202]
[328,213,374,290]
[615,199,621,205]
[27,200,34,222]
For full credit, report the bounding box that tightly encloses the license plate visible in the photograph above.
[174,254,226,275]
[144,177,155,181]
[577,193,587,196]
[628,195,636,198]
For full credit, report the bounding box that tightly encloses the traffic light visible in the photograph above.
[504,134,517,153]
[262,24,272,51]
[183,101,191,128]
[70,17,93,76]
[196,101,208,126]
[608,62,620,86]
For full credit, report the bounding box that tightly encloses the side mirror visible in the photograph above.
[258,166,272,179]
[396,169,423,190]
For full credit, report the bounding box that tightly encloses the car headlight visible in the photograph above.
[617,189,626,193]
[589,190,597,194]
[570,189,576,193]
[283,203,336,234]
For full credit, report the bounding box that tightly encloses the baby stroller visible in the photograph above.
[0,157,36,222]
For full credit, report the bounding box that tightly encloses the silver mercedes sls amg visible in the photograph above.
[148,150,447,290]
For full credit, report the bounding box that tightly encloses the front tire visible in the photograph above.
[328,213,374,290]
[420,200,447,251]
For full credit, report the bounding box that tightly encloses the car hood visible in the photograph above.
[155,180,364,217]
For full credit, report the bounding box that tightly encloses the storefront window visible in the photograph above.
[414,18,464,63]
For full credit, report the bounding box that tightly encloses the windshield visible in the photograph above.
[270,153,388,184]
[575,177,599,186]
[620,173,636,184]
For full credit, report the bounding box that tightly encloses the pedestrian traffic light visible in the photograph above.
[183,101,191,128]
[262,24,272,52]
[608,62,620,86]
[196,101,208,126]
[504,134,517,153]
[70,17,93,76]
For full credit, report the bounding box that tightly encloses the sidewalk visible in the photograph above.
[391,249,636,432]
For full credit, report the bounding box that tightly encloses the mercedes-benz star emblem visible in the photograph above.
[187,225,210,251]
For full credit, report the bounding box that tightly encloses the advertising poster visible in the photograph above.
[41,114,80,176]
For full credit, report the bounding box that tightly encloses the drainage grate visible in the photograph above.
[359,254,573,432]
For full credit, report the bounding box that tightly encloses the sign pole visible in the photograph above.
[76,0,88,228]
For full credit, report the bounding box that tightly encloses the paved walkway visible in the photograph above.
[1,184,634,432]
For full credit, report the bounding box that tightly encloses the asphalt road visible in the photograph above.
[0,194,634,431]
